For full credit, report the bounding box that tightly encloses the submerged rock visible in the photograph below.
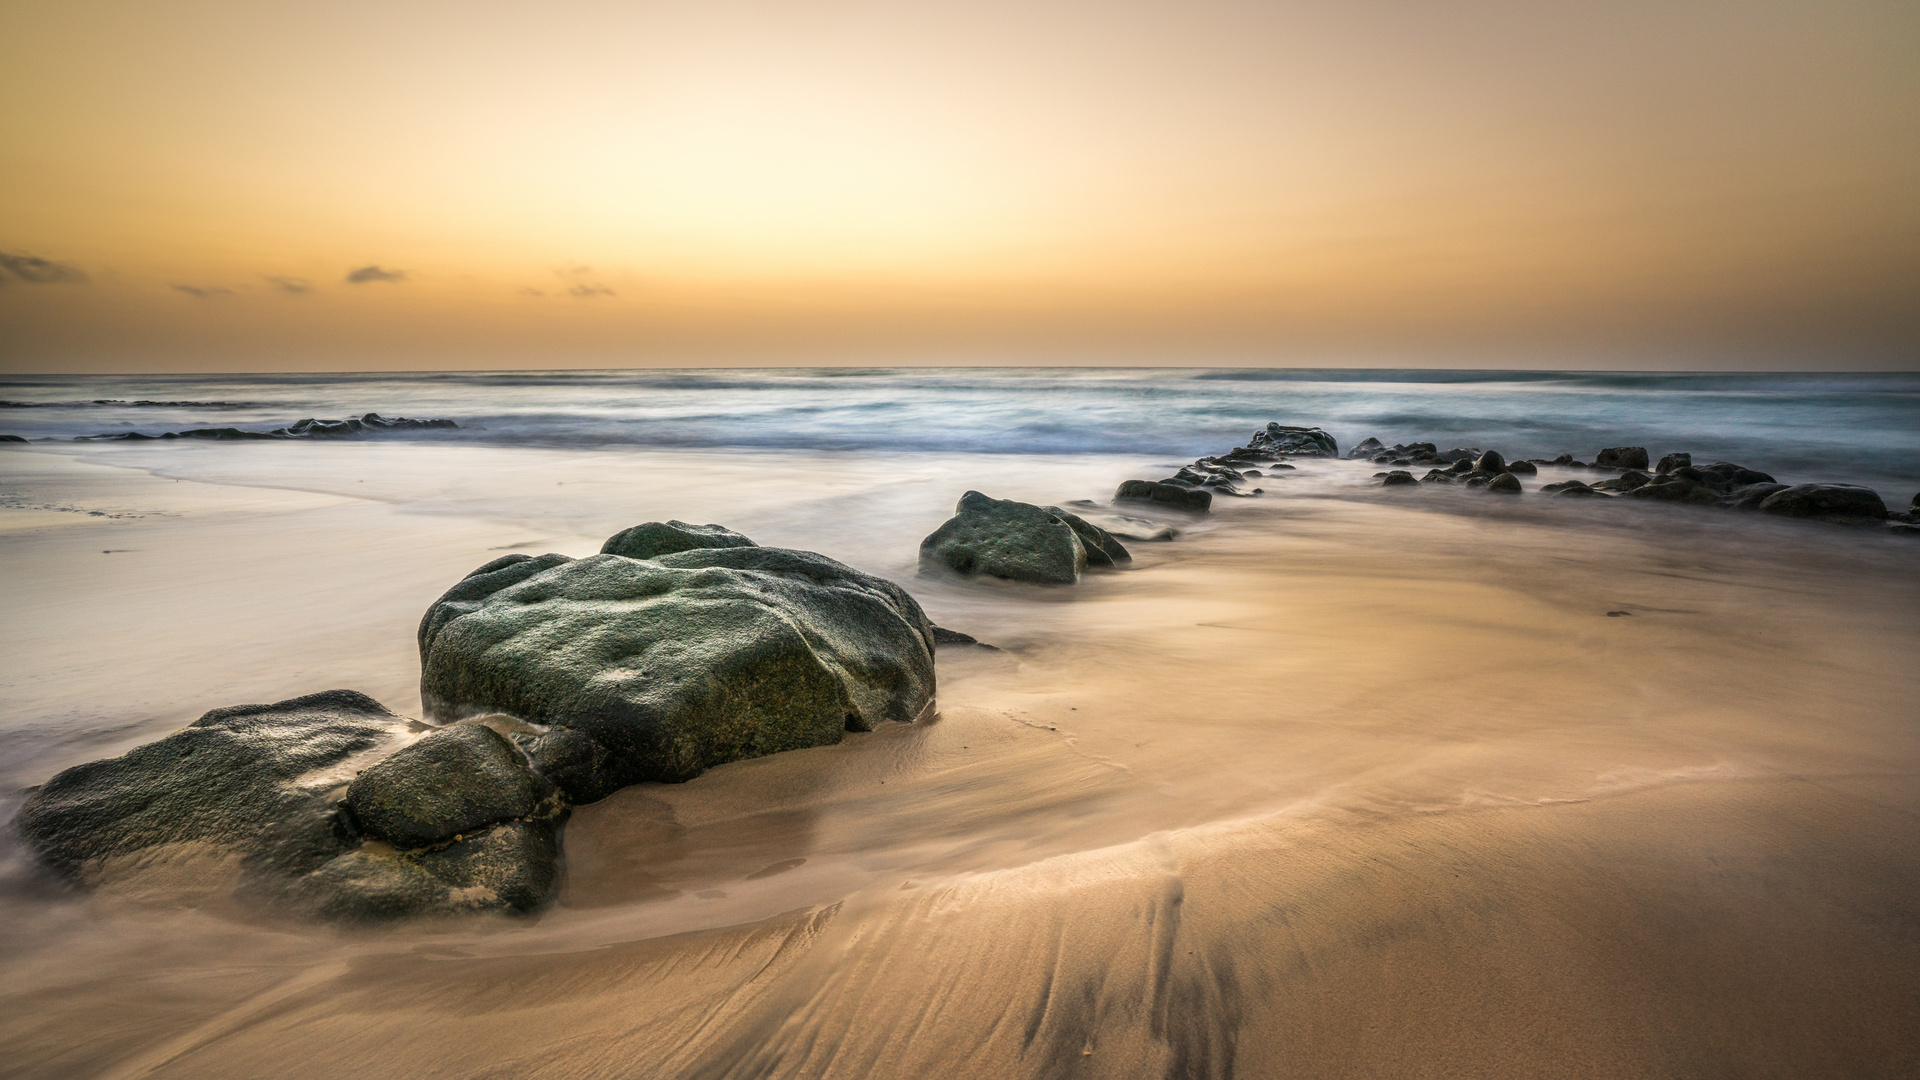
[1757,484,1889,520]
[601,520,755,561]
[420,540,936,788]
[919,491,1088,584]
[1379,470,1417,486]
[1487,472,1523,493]
[1115,479,1212,513]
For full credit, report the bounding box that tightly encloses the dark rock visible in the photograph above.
[1549,454,1575,465]
[1042,506,1132,567]
[920,492,1087,584]
[1594,470,1653,492]
[76,413,459,443]
[1115,479,1212,513]
[1464,475,1491,488]
[343,725,556,849]
[1474,450,1508,474]
[601,520,756,561]
[1727,483,1790,510]
[1487,472,1522,493]
[288,819,559,919]
[419,541,936,786]
[1447,458,1474,475]
[1505,459,1537,475]
[1420,469,1455,483]
[1757,484,1888,520]
[0,434,27,443]
[1380,470,1417,487]
[1541,479,1596,495]
[514,727,626,804]
[15,690,408,880]
[1346,437,1384,459]
[1656,452,1692,474]
[1912,493,1919,512]
[1247,423,1338,457]
[1626,478,1721,505]
[1595,446,1651,471]
[1437,448,1481,464]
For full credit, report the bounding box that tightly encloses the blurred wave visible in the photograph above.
[3,368,1915,494]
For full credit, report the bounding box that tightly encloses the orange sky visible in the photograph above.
[2,0,1915,371]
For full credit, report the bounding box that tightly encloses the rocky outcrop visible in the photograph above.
[1248,423,1339,457]
[422,537,937,792]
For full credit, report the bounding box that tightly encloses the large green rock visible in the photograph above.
[419,541,937,789]
[14,689,408,880]
[918,491,1088,585]
[14,690,570,921]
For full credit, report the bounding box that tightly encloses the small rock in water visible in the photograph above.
[1115,479,1212,513]
[1595,446,1651,471]
[1487,472,1523,493]
[1380,470,1417,487]
[1656,452,1692,474]
[1756,484,1888,520]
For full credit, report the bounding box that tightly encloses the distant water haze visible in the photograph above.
[2,0,1916,369]
[4,369,1917,496]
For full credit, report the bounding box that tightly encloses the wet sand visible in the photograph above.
[2,443,1917,1078]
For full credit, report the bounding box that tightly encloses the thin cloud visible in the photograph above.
[555,264,615,298]
[171,284,233,298]
[0,250,88,284]
[519,287,547,297]
[344,265,408,284]
[263,275,311,294]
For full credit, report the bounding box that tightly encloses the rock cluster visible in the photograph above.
[17,524,942,920]
[74,412,458,442]
[1356,431,1913,533]
[1114,422,1333,513]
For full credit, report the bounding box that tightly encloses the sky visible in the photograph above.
[1,0,1916,372]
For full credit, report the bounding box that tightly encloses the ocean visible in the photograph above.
[4,368,1918,499]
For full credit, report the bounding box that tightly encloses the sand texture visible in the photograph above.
[2,442,1917,1078]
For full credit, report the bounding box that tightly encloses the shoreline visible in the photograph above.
[2,436,1917,1077]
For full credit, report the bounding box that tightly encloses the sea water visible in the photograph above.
[5,368,1918,498]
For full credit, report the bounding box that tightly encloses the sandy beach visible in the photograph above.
[3,436,1916,1078]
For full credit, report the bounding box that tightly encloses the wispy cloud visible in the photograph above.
[519,287,547,297]
[556,264,615,298]
[344,265,408,284]
[263,275,311,294]
[171,284,233,298]
[0,250,88,284]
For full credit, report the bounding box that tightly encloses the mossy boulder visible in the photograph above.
[919,491,1088,585]
[14,689,408,880]
[419,540,936,789]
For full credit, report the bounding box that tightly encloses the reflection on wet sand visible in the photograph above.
[2,444,1916,1078]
